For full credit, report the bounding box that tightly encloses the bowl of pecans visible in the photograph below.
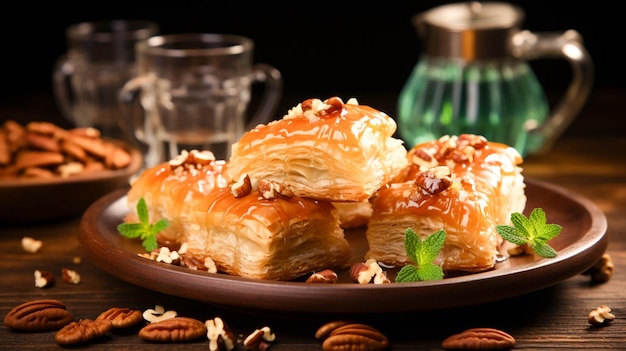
[0,120,143,223]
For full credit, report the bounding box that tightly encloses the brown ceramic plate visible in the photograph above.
[79,178,608,314]
[0,140,142,223]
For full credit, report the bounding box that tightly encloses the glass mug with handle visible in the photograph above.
[53,20,159,139]
[119,33,283,168]
[397,2,593,156]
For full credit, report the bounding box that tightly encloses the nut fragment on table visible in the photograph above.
[441,327,515,350]
[139,317,207,343]
[62,268,81,284]
[582,253,614,283]
[315,321,389,351]
[206,317,236,351]
[34,269,55,288]
[21,236,42,253]
[588,305,615,326]
[143,305,177,323]
[54,318,113,346]
[3,299,74,331]
[243,326,276,350]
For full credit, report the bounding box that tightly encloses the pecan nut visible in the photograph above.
[139,317,207,343]
[3,299,74,331]
[441,327,515,350]
[54,318,112,345]
[96,307,143,328]
[317,322,389,351]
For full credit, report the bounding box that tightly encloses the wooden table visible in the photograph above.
[2,89,625,350]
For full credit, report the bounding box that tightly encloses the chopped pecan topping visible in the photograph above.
[415,166,452,195]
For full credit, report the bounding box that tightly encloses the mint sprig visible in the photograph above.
[117,198,170,252]
[496,208,562,258]
[395,228,446,283]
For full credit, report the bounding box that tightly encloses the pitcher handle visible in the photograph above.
[246,63,283,131]
[52,55,77,125]
[512,29,594,153]
[118,73,162,168]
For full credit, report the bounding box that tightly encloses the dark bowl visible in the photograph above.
[0,141,142,224]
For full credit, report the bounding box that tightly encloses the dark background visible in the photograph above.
[0,1,622,121]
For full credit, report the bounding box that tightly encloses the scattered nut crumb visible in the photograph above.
[72,256,82,264]
[588,305,615,326]
[243,326,276,350]
[61,268,81,284]
[582,253,614,283]
[21,237,42,253]
[34,270,54,288]
[143,305,177,323]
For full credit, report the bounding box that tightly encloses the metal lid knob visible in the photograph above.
[414,1,525,61]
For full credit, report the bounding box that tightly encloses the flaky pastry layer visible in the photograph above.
[365,134,527,273]
[125,151,350,280]
[227,97,408,202]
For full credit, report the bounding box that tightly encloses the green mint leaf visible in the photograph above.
[117,223,145,238]
[396,265,420,283]
[416,262,444,281]
[137,198,149,224]
[497,208,563,258]
[495,225,528,245]
[420,229,446,265]
[152,219,171,235]
[531,242,558,258]
[395,228,446,283]
[142,234,158,252]
[117,197,170,252]
[404,228,420,263]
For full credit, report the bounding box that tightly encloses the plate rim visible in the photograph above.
[79,178,608,313]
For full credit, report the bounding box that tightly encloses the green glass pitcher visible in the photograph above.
[398,2,593,156]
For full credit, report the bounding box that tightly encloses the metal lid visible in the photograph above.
[415,1,525,60]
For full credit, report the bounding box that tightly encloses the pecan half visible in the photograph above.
[441,327,515,350]
[318,322,389,351]
[54,319,112,345]
[96,307,143,328]
[139,317,207,343]
[3,299,74,331]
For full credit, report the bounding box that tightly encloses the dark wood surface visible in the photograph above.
[1,89,626,350]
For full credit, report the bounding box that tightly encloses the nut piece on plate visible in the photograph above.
[350,259,390,284]
[588,305,615,326]
[315,321,389,351]
[139,317,207,343]
[96,307,143,329]
[54,318,113,346]
[306,269,338,284]
[3,299,74,332]
[441,327,515,350]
